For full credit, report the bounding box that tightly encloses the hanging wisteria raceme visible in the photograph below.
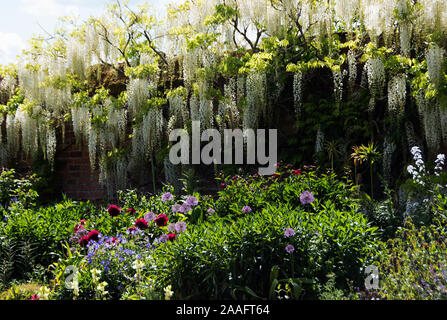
[71,106,91,145]
[333,69,343,108]
[383,137,396,184]
[388,74,407,115]
[426,44,444,87]
[66,38,87,79]
[347,50,357,93]
[0,74,16,97]
[142,107,164,156]
[293,72,303,116]
[365,57,386,111]
[127,78,154,117]
[6,113,20,158]
[223,77,239,129]
[416,93,441,155]
[189,94,200,123]
[88,122,98,171]
[168,91,188,131]
[15,106,39,159]
[46,126,57,169]
[396,0,412,56]
[315,125,324,154]
[243,71,266,132]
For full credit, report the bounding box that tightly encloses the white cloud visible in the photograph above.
[20,0,80,18]
[0,32,26,64]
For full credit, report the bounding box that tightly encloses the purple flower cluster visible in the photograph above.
[161,192,174,203]
[242,206,252,213]
[299,191,314,205]
[172,195,199,213]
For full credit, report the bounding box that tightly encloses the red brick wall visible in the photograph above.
[54,124,105,200]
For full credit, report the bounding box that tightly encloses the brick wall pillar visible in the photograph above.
[55,124,105,200]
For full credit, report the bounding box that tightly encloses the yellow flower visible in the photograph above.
[91,268,101,284]
[97,281,108,296]
[38,286,51,300]
[164,285,173,300]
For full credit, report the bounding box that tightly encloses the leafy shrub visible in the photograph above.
[0,169,39,212]
[214,167,358,218]
[150,203,380,299]
[358,189,402,240]
[368,217,447,300]
[0,283,41,300]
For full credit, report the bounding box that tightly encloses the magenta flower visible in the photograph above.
[161,192,174,203]
[284,228,295,237]
[285,244,295,253]
[107,204,121,217]
[242,206,252,213]
[299,191,314,205]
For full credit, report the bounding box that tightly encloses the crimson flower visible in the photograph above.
[135,218,149,230]
[155,214,168,227]
[293,169,302,176]
[88,230,99,241]
[79,236,89,247]
[31,294,40,300]
[127,208,136,214]
[107,204,121,217]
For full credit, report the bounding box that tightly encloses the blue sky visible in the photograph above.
[0,0,169,65]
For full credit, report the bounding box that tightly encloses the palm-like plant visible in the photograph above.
[350,145,362,185]
[325,140,342,170]
[357,142,382,198]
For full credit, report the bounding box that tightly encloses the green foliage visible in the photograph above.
[371,217,447,299]
[150,202,379,299]
[214,167,358,218]
[0,169,39,211]
[0,283,41,300]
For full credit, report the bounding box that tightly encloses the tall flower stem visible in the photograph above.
[151,152,156,194]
